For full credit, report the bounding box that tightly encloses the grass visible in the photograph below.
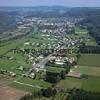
[0,59,19,71]
[5,52,30,68]
[57,77,82,89]
[58,64,100,92]
[77,54,100,67]
[18,77,52,89]
[75,27,88,35]
[47,67,65,73]
[82,75,100,92]
[0,52,30,74]
[58,75,100,92]
[86,38,97,46]
[0,33,57,55]
[74,65,100,76]
[9,82,40,93]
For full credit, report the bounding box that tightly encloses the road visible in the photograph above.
[28,54,52,73]
[29,44,66,72]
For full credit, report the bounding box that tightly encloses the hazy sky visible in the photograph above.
[0,0,100,7]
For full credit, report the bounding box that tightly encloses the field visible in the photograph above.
[77,54,100,67]
[0,86,30,100]
[0,33,56,95]
[0,33,57,55]
[58,76,100,92]
[75,26,97,46]
[57,54,100,92]
[75,27,88,35]
[18,77,52,89]
[74,65,100,76]
[57,65,100,92]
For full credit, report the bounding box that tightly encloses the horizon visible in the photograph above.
[0,0,100,7]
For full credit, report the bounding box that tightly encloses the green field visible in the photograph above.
[77,54,100,67]
[75,26,97,46]
[75,27,88,35]
[74,65,100,76]
[58,64,100,92]
[57,77,82,89]
[9,82,40,93]
[58,52,100,92]
[0,33,57,55]
[18,77,52,88]
[58,76,100,92]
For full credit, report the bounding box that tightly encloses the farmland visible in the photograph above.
[58,53,100,92]
[0,33,57,94]
[0,7,100,100]
[77,54,100,67]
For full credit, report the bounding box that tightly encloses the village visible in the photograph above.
[0,14,99,100]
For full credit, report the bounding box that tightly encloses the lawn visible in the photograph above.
[77,54,100,67]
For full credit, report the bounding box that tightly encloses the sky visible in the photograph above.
[0,0,100,7]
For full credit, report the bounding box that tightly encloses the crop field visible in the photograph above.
[18,77,52,88]
[0,86,30,100]
[75,27,88,35]
[74,65,100,76]
[77,54,100,67]
[9,82,40,93]
[58,65,100,92]
[7,76,52,94]
[58,76,100,92]
[57,77,82,89]
[0,75,14,86]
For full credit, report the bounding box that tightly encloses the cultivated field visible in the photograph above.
[57,64,100,92]
[77,54,100,67]
[0,86,30,100]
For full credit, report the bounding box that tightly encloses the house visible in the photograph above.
[9,72,16,77]
[17,66,24,71]
[24,42,30,46]
[29,73,36,79]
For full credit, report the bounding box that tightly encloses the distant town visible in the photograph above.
[0,7,100,100]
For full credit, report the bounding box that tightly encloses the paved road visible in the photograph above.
[28,54,52,73]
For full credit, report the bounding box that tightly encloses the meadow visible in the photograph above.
[77,54,100,67]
